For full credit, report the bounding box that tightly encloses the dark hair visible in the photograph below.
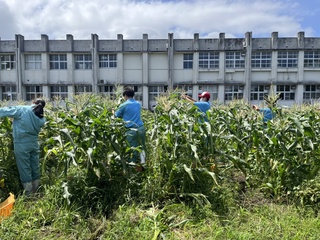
[122,87,135,98]
[32,99,46,119]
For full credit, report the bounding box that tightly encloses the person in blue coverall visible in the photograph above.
[0,99,46,195]
[114,87,146,171]
[253,105,274,122]
[182,91,211,122]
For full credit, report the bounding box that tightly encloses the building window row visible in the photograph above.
[2,84,320,103]
[183,50,320,69]
[2,51,320,71]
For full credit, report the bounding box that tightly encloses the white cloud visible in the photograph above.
[0,0,316,40]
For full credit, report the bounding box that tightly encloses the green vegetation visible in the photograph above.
[1,92,320,239]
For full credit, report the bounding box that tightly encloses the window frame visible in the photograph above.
[304,51,320,68]
[50,85,68,100]
[99,54,117,68]
[225,51,245,69]
[25,54,42,70]
[277,51,298,68]
[0,55,16,70]
[1,85,17,101]
[303,85,320,101]
[49,54,67,70]
[251,51,272,68]
[224,85,244,100]
[26,85,43,101]
[250,85,269,101]
[183,53,193,69]
[199,52,219,69]
[149,86,167,101]
[74,54,92,70]
[74,85,93,95]
[276,84,295,100]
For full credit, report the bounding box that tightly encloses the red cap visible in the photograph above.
[198,92,210,99]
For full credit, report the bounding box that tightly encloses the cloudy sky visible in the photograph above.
[0,0,319,41]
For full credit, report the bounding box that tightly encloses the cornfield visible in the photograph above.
[1,92,320,215]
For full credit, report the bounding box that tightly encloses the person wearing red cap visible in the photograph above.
[182,91,211,122]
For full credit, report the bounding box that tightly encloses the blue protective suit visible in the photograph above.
[259,108,274,122]
[0,105,46,183]
[194,101,211,122]
[115,99,145,163]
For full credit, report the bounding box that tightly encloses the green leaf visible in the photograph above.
[183,164,194,181]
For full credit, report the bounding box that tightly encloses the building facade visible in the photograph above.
[0,32,319,108]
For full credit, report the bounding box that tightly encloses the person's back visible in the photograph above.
[260,108,273,122]
[8,106,46,142]
[0,99,46,195]
[253,105,274,122]
[114,87,146,167]
[194,92,211,122]
[115,98,143,128]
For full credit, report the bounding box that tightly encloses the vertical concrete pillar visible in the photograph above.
[15,34,24,100]
[270,32,278,92]
[41,34,49,89]
[66,34,74,93]
[142,33,149,108]
[117,34,124,84]
[297,32,305,104]
[167,33,174,90]
[219,33,225,103]
[243,31,252,102]
[91,34,99,93]
[42,86,50,100]
[192,33,199,99]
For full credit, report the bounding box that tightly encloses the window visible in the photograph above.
[75,54,92,69]
[199,52,219,69]
[198,85,218,101]
[276,85,295,100]
[277,51,298,68]
[304,51,320,68]
[225,85,243,100]
[149,86,167,101]
[99,85,115,99]
[303,85,320,102]
[226,52,245,68]
[132,85,143,101]
[251,51,271,68]
[50,86,68,100]
[183,54,193,69]
[174,85,193,97]
[250,85,269,101]
[25,54,41,70]
[26,85,43,101]
[99,54,117,68]
[50,54,67,69]
[0,55,15,70]
[1,85,17,101]
[75,85,92,95]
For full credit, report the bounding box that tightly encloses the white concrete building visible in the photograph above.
[0,32,319,108]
